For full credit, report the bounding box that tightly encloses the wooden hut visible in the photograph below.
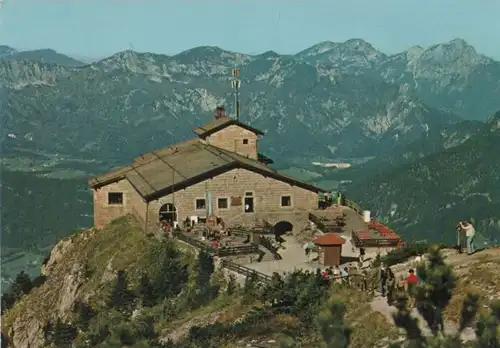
[314,233,346,266]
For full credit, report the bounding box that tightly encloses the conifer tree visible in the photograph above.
[138,273,155,308]
[1,292,15,314]
[52,318,78,347]
[316,299,351,348]
[226,274,238,295]
[242,272,259,304]
[109,270,134,311]
[475,300,500,348]
[73,300,96,332]
[134,315,158,341]
[153,241,188,300]
[196,250,215,298]
[10,271,33,300]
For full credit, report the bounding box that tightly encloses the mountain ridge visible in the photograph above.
[3,40,475,167]
[347,110,500,244]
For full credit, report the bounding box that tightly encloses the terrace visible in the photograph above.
[352,220,401,248]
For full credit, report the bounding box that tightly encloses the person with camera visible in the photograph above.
[458,220,476,255]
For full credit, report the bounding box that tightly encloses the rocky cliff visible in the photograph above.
[2,216,157,347]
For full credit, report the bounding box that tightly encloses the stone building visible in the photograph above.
[88,112,326,235]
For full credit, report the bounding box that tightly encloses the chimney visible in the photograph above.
[214,106,226,119]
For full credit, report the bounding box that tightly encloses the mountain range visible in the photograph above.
[1,38,500,254]
[346,111,500,244]
[2,39,500,166]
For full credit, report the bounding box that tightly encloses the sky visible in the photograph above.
[1,0,499,60]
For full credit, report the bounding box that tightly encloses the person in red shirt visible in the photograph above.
[406,269,418,308]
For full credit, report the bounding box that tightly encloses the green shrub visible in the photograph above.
[380,242,430,266]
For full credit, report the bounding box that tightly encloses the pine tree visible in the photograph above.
[1,292,15,314]
[109,270,134,311]
[73,300,96,332]
[196,250,215,299]
[388,246,500,348]
[52,318,78,347]
[226,274,238,295]
[242,272,260,305]
[43,320,54,342]
[10,271,33,300]
[153,241,189,300]
[134,315,158,341]
[138,273,155,308]
[316,299,351,348]
[475,300,500,348]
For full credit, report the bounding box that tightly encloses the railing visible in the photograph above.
[227,227,251,239]
[171,226,375,294]
[217,244,260,257]
[174,231,259,257]
[345,199,363,216]
[220,259,272,283]
[258,235,282,260]
[221,259,375,293]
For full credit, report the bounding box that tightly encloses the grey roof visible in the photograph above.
[89,138,326,200]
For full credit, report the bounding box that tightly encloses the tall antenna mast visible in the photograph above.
[231,68,241,121]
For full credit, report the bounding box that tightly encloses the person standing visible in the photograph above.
[342,267,349,284]
[459,220,476,255]
[406,269,419,308]
[359,247,366,268]
[379,266,387,297]
[386,268,396,306]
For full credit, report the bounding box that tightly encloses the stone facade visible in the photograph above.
[92,167,318,234]
[92,122,322,233]
[146,167,317,233]
[92,179,147,229]
[205,125,258,159]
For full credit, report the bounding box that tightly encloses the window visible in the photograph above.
[245,191,253,197]
[243,139,249,144]
[281,195,292,207]
[217,197,229,209]
[195,198,206,210]
[108,192,123,205]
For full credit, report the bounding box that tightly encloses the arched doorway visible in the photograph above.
[274,221,293,238]
[159,203,177,224]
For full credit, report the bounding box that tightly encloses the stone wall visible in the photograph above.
[206,125,258,159]
[92,179,147,229]
[146,168,317,233]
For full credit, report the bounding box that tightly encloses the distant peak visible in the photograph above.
[407,45,424,53]
[0,45,18,57]
[429,38,476,54]
[448,38,470,47]
[344,38,373,48]
[177,45,225,56]
[259,50,280,58]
